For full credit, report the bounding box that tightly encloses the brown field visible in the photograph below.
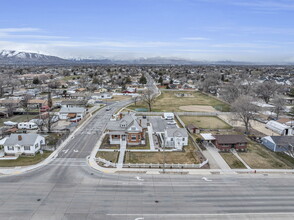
[180,116,232,129]
[239,141,291,169]
[128,91,230,112]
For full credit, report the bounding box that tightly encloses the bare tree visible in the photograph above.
[255,81,280,103]
[231,95,259,134]
[222,84,240,103]
[272,96,285,120]
[132,96,140,106]
[6,103,16,117]
[142,88,155,112]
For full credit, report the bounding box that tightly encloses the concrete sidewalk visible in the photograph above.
[205,144,231,170]
[117,141,126,169]
[231,149,251,169]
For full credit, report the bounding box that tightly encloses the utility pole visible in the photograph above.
[162,135,166,174]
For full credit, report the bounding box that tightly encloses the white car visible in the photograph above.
[167,120,176,125]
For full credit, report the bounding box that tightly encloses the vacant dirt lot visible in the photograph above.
[179,105,217,112]
[180,116,232,129]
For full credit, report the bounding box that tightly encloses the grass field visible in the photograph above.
[0,151,52,167]
[128,91,230,112]
[0,114,37,126]
[124,139,200,164]
[180,116,232,129]
[220,153,246,169]
[96,151,119,163]
[239,141,291,169]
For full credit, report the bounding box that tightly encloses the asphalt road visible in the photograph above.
[1,75,294,219]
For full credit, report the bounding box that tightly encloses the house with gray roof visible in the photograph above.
[164,128,188,150]
[3,133,45,156]
[261,136,294,152]
[105,113,147,145]
[59,107,86,120]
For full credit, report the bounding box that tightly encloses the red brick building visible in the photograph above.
[213,135,248,152]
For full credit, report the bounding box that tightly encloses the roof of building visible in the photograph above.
[186,124,199,129]
[266,120,290,134]
[60,107,86,113]
[4,134,42,146]
[200,133,215,141]
[61,100,87,105]
[268,136,294,146]
[27,99,47,104]
[214,135,247,144]
[166,128,188,138]
[106,113,146,132]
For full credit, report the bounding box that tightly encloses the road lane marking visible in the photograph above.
[202,177,212,182]
[136,176,144,181]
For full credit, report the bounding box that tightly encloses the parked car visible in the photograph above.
[70,117,82,122]
[40,106,50,112]
[167,120,176,125]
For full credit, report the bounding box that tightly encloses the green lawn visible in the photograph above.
[180,116,232,129]
[0,151,52,167]
[128,91,230,112]
[220,153,246,169]
[0,114,37,126]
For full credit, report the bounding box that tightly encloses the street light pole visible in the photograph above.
[162,136,166,174]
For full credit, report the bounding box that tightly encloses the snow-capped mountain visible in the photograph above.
[0,50,67,64]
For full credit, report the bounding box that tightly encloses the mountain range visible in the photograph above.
[0,50,291,65]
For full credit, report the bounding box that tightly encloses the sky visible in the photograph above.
[0,0,294,63]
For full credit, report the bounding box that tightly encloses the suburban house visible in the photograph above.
[266,120,293,136]
[164,128,188,150]
[261,136,294,152]
[105,113,147,146]
[213,135,248,152]
[27,99,48,109]
[61,100,87,108]
[3,133,45,156]
[94,93,113,99]
[59,107,86,120]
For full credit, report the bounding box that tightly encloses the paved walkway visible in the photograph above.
[231,149,251,169]
[147,125,155,150]
[205,144,231,170]
[117,140,126,168]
